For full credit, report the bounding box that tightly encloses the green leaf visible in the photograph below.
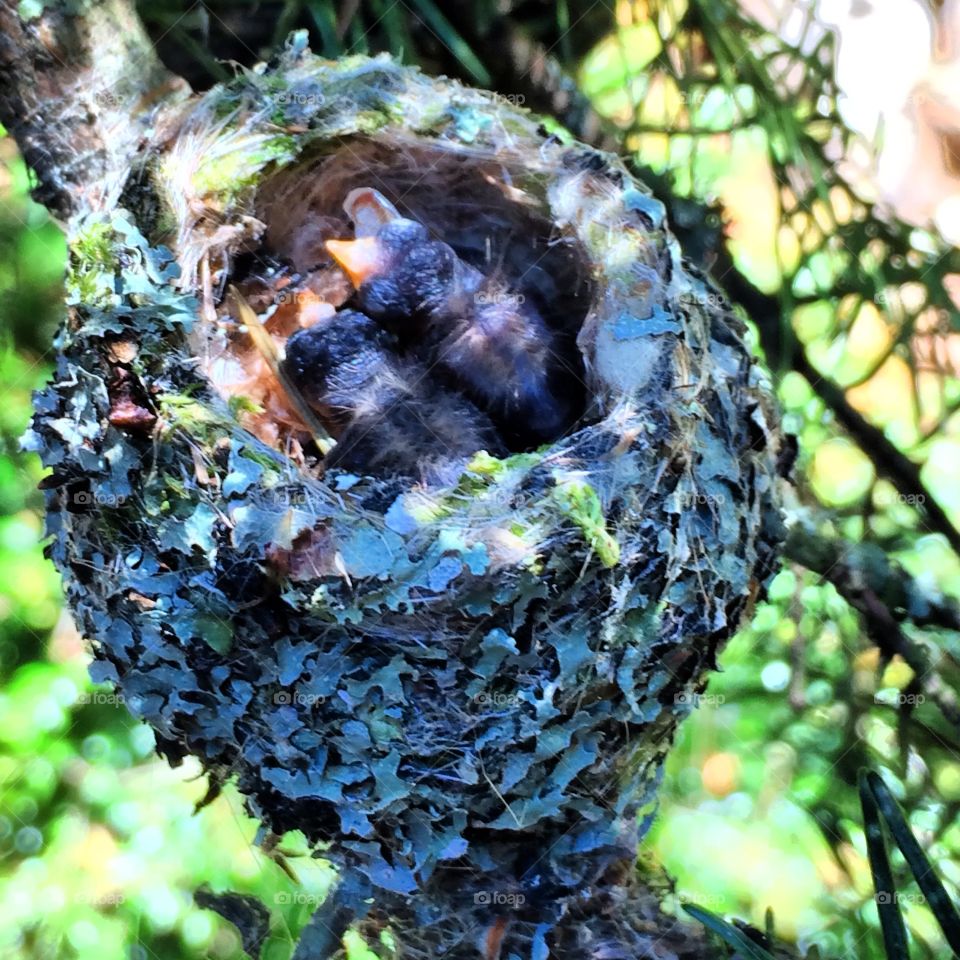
[866,771,960,955]
[682,904,777,959]
[859,771,910,960]
[405,0,491,85]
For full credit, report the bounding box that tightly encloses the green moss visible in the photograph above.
[227,395,264,418]
[437,450,546,520]
[406,496,453,525]
[353,109,398,134]
[67,221,116,304]
[192,134,299,202]
[158,393,231,445]
[552,478,621,568]
[239,447,283,472]
[465,449,541,477]
[343,929,381,960]
[162,476,188,502]
[71,221,114,271]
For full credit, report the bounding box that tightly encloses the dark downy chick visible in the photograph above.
[282,309,505,480]
[326,189,580,450]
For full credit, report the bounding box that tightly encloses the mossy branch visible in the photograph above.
[0,0,188,220]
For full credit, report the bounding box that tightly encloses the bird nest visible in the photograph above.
[29,41,786,955]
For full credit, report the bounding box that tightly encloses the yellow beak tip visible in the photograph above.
[325,236,385,289]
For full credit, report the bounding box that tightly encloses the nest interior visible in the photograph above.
[30,48,788,956]
[259,136,592,335]
[205,134,594,470]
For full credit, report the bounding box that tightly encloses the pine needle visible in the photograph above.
[226,285,335,456]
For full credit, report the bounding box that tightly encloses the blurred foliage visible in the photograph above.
[576,4,960,957]
[2,1,960,958]
[0,136,63,675]
[0,134,342,960]
[133,0,611,91]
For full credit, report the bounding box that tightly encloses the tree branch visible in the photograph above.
[786,512,960,727]
[0,0,187,221]
[720,264,960,559]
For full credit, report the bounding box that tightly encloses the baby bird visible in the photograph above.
[326,189,580,450]
[282,309,505,480]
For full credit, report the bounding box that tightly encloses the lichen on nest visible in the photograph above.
[29,35,787,957]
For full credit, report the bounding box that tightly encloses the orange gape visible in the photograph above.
[322,186,580,450]
[483,916,510,960]
[325,235,388,287]
[210,263,349,454]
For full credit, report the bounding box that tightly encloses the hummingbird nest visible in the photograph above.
[29,37,786,958]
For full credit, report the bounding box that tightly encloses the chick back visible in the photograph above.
[433,294,580,448]
[282,310,505,479]
[352,226,580,449]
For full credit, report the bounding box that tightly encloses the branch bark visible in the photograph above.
[0,0,187,220]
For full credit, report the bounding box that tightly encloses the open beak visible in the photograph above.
[325,236,387,289]
[343,187,401,236]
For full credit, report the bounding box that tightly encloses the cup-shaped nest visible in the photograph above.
[30,43,786,924]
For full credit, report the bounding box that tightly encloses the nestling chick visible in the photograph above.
[282,309,505,479]
[326,189,581,450]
